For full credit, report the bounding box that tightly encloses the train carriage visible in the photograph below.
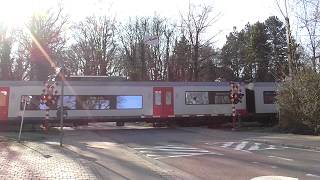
[0,80,277,125]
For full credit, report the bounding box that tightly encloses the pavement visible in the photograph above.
[0,139,97,179]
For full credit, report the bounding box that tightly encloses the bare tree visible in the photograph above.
[0,25,13,80]
[148,16,176,80]
[12,29,32,80]
[180,3,220,81]
[25,7,68,80]
[296,0,320,71]
[72,15,117,76]
[163,22,176,81]
[119,16,176,80]
[276,0,295,77]
[119,17,147,80]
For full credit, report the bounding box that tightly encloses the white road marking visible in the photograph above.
[306,174,320,178]
[209,141,286,152]
[265,145,276,150]
[153,146,200,149]
[134,144,223,160]
[251,176,298,180]
[248,143,261,151]
[154,152,223,159]
[239,149,253,153]
[268,155,293,161]
[44,141,59,145]
[139,150,210,153]
[234,141,248,150]
[157,151,210,155]
[146,154,161,157]
[221,142,235,148]
[252,162,278,169]
[134,146,200,150]
[283,146,320,153]
[137,148,210,152]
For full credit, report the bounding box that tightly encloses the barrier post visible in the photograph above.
[18,96,30,143]
[59,61,65,147]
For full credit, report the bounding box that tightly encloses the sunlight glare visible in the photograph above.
[0,0,51,27]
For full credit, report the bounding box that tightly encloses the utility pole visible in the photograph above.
[59,61,65,147]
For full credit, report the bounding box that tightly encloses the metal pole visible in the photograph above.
[232,103,236,130]
[59,62,65,147]
[18,99,27,143]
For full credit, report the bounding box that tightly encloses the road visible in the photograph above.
[57,123,320,180]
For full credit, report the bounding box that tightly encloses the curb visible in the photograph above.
[0,136,10,142]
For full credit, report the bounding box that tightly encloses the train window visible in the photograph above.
[209,92,231,104]
[166,91,172,105]
[76,96,116,110]
[155,91,161,105]
[186,91,230,105]
[117,96,142,109]
[263,91,277,104]
[185,92,209,105]
[20,95,53,110]
[57,96,77,110]
[0,91,7,106]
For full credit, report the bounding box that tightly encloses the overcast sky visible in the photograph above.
[62,0,282,47]
[0,0,286,47]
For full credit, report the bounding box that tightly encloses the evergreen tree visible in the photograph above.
[265,16,288,80]
[220,27,245,80]
[170,35,192,81]
[247,22,272,81]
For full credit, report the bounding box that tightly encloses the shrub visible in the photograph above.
[277,70,320,135]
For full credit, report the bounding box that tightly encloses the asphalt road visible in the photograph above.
[61,123,320,180]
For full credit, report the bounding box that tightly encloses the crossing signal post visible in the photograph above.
[40,82,58,132]
[230,82,244,130]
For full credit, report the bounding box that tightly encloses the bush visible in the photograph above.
[277,70,320,135]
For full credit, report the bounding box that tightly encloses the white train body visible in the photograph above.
[0,81,277,124]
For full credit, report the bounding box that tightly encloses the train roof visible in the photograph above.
[0,80,277,87]
[0,81,230,87]
[250,82,279,87]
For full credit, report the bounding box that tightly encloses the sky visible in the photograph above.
[0,0,285,47]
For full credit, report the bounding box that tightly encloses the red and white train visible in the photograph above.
[0,79,278,125]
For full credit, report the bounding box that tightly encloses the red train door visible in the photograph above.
[153,87,174,117]
[0,87,9,121]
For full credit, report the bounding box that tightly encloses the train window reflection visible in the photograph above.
[185,92,209,105]
[212,92,231,104]
[58,96,77,110]
[117,96,142,109]
[263,91,276,104]
[21,95,143,110]
[186,91,231,105]
[20,95,41,110]
[0,91,7,107]
[76,96,116,110]
[166,91,172,105]
[155,91,161,105]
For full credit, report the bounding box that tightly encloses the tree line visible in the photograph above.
[0,1,318,82]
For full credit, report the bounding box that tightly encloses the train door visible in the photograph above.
[153,87,174,117]
[0,87,9,121]
[246,89,255,113]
